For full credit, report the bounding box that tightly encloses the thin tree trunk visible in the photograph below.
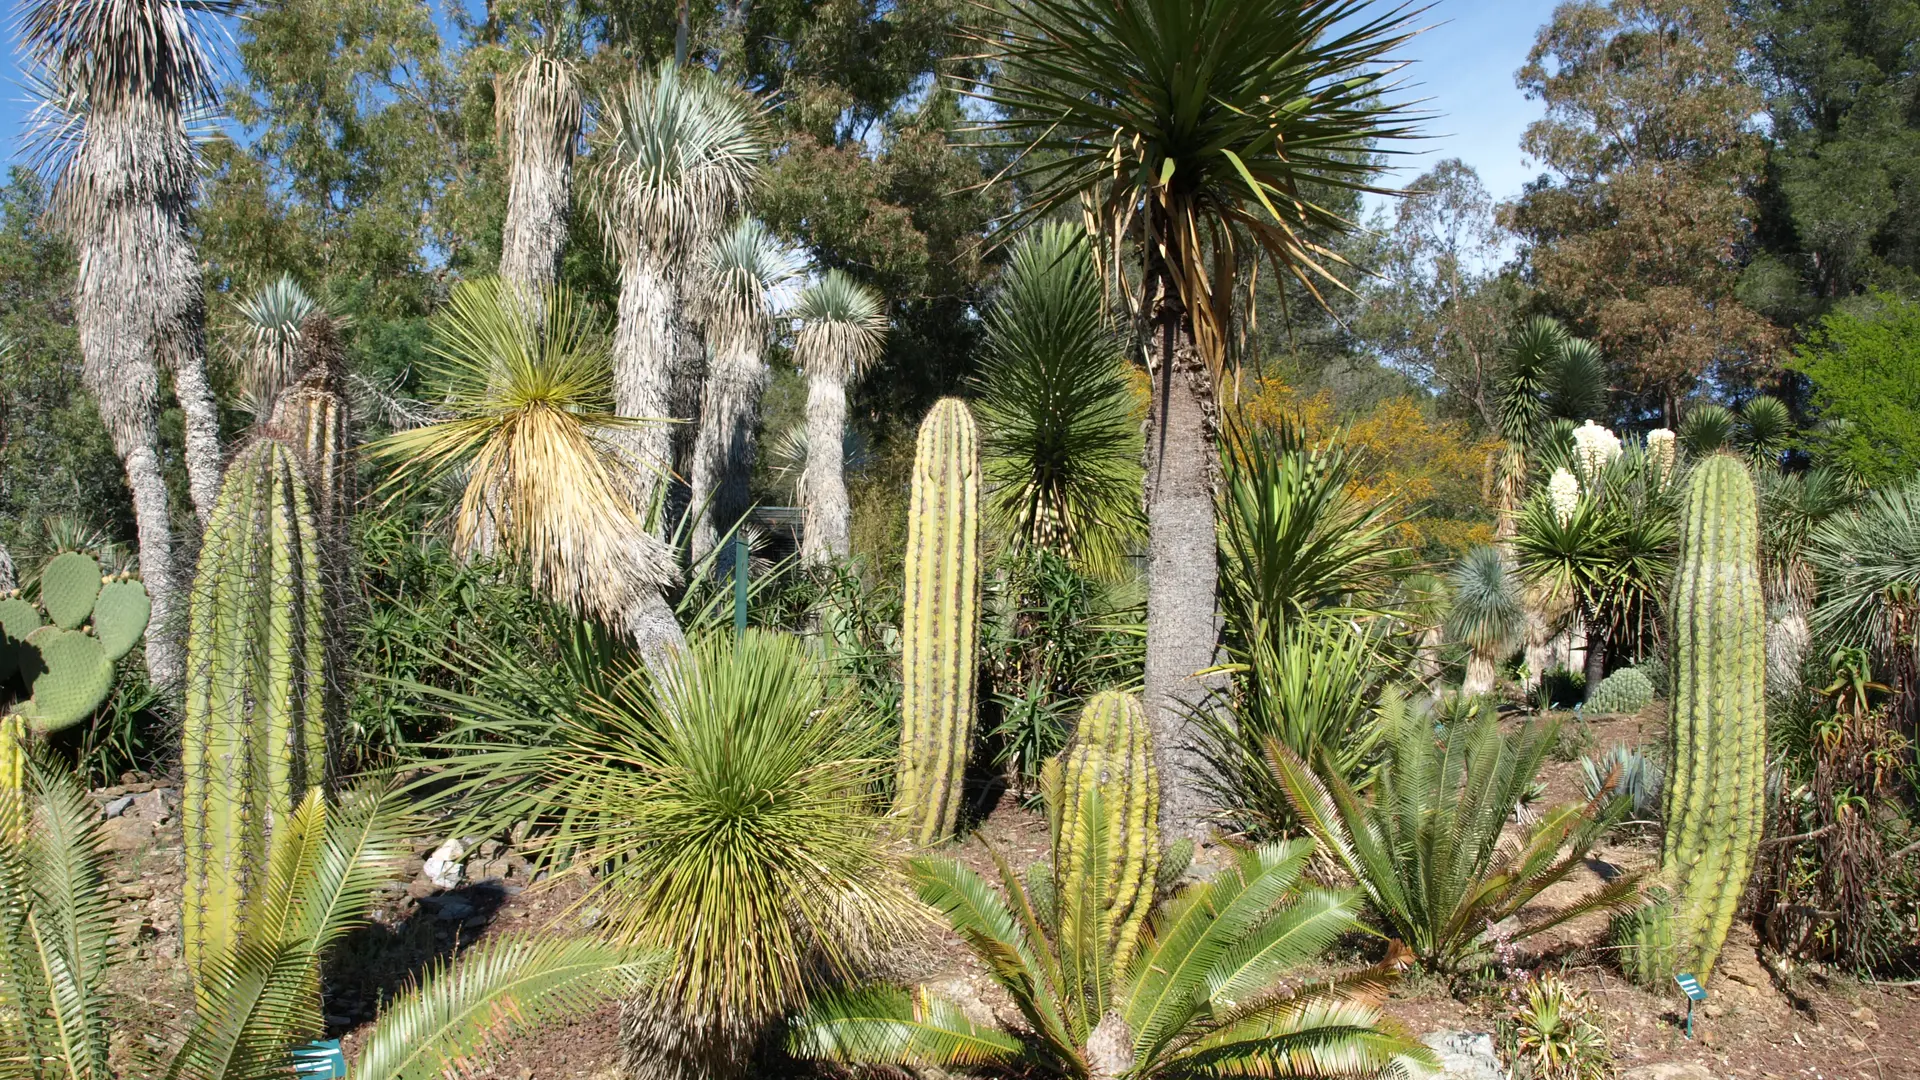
[689,337,765,566]
[1463,653,1497,696]
[1583,616,1607,690]
[664,312,706,539]
[800,371,850,565]
[1143,294,1221,844]
[612,253,679,528]
[0,539,14,593]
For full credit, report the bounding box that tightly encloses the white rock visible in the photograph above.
[423,837,469,889]
[1419,1031,1503,1080]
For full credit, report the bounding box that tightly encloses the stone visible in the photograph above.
[1418,1032,1503,1080]
[423,837,468,889]
[478,839,504,859]
[472,858,513,882]
[509,820,531,845]
[429,895,476,922]
[99,815,158,854]
[405,877,440,901]
[1619,1064,1715,1080]
[102,795,135,818]
[123,789,172,825]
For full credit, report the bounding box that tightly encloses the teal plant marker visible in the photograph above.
[1674,973,1706,1039]
[292,1039,347,1078]
[733,531,749,639]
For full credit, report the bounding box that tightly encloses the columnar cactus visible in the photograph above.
[893,398,981,844]
[1043,691,1161,978]
[0,552,150,733]
[182,435,331,988]
[0,713,24,842]
[267,312,352,536]
[1657,453,1766,983]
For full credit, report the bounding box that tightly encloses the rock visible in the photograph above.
[576,906,603,931]
[405,877,440,901]
[99,815,158,854]
[103,795,136,818]
[423,838,468,889]
[1851,1005,1878,1030]
[122,789,172,825]
[472,858,513,882]
[429,895,475,922]
[478,839,504,859]
[1418,1031,1502,1080]
[1619,1064,1715,1080]
[509,820,531,845]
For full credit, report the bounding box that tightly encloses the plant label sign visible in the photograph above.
[1673,973,1707,1039]
[293,1039,347,1078]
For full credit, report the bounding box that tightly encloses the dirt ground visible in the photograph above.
[98,706,1920,1079]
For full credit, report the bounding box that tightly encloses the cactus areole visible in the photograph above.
[894,398,981,844]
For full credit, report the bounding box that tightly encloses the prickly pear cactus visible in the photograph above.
[894,398,980,844]
[1044,690,1160,981]
[182,435,332,991]
[0,553,150,733]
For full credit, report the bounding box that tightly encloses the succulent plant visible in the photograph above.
[0,553,150,734]
[1584,667,1655,716]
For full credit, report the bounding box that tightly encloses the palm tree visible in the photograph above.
[496,46,583,307]
[410,629,915,1080]
[975,222,1142,580]
[1446,545,1526,695]
[587,63,763,533]
[979,0,1422,838]
[20,0,238,683]
[792,271,887,565]
[688,218,801,565]
[370,277,684,660]
[0,758,655,1080]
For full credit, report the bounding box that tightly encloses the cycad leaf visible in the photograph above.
[789,985,1027,1068]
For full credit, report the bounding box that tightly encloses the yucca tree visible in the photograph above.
[978,0,1421,839]
[20,0,237,683]
[0,759,656,1080]
[588,63,763,533]
[792,829,1435,1079]
[409,629,914,1080]
[496,45,583,307]
[370,277,684,659]
[1493,317,1607,537]
[228,273,327,413]
[688,218,802,565]
[1270,706,1647,974]
[1446,545,1526,695]
[975,222,1143,580]
[793,271,888,565]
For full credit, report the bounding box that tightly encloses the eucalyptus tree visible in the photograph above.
[688,218,801,565]
[497,46,583,307]
[793,271,888,565]
[20,0,239,684]
[979,0,1421,836]
[587,63,762,533]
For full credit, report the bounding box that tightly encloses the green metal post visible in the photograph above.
[733,531,749,639]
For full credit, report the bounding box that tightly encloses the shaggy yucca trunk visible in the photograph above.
[800,370,851,564]
[497,53,579,305]
[612,255,680,528]
[688,338,765,564]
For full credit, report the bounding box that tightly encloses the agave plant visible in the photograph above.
[974,222,1143,580]
[409,629,914,1080]
[792,819,1434,1078]
[793,271,888,565]
[1269,704,1646,973]
[0,759,655,1080]
[1679,404,1735,456]
[1445,545,1526,695]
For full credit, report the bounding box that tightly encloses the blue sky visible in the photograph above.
[0,0,1565,198]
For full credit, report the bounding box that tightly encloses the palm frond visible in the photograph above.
[1175,991,1436,1078]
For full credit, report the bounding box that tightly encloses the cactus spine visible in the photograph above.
[182,436,330,989]
[268,312,352,537]
[1660,454,1766,983]
[894,398,980,844]
[1044,691,1160,985]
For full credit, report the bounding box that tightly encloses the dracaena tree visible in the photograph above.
[976,0,1423,837]
[20,0,238,684]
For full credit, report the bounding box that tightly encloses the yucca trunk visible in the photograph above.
[1142,296,1219,843]
[1463,653,1497,696]
[499,149,571,305]
[168,297,224,523]
[800,370,850,565]
[689,337,766,565]
[612,253,679,524]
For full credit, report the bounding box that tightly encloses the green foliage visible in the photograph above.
[0,554,149,735]
[1270,704,1644,973]
[1791,293,1920,485]
[1660,454,1767,985]
[1584,667,1655,716]
[1805,476,1920,660]
[895,398,981,844]
[1498,975,1611,1080]
[974,222,1142,579]
[182,436,331,990]
[1581,745,1664,824]
[1498,317,1607,445]
[1737,396,1795,466]
[1446,544,1526,666]
[792,835,1434,1080]
[1679,405,1735,456]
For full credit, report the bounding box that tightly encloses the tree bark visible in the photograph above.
[1583,617,1607,690]
[664,311,707,539]
[688,337,766,566]
[612,254,680,528]
[1463,652,1497,696]
[800,371,850,565]
[498,141,570,305]
[166,290,223,524]
[1142,296,1221,844]
[0,539,14,593]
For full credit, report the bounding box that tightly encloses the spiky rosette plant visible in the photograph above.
[1446,544,1526,696]
[894,398,982,845]
[181,434,331,991]
[229,274,327,411]
[268,312,353,537]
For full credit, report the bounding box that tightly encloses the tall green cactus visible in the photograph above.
[1655,453,1766,984]
[268,312,351,535]
[894,398,981,844]
[182,435,331,989]
[1043,690,1160,981]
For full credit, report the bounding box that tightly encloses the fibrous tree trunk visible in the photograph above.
[612,253,679,527]
[800,370,850,565]
[1142,288,1221,844]
[688,337,765,566]
[665,312,707,538]
[498,142,570,305]
[1463,653,1497,696]
[167,296,223,524]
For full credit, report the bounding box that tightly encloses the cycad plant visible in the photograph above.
[408,629,914,1080]
[589,62,763,528]
[371,277,682,658]
[793,271,888,565]
[977,0,1421,837]
[688,218,801,564]
[1446,545,1526,695]
[0,759,656,1080]
[974,222,1142,580]
[1270,705,1645,973]
[792,825,1434,1079]
[20,0,237,681]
